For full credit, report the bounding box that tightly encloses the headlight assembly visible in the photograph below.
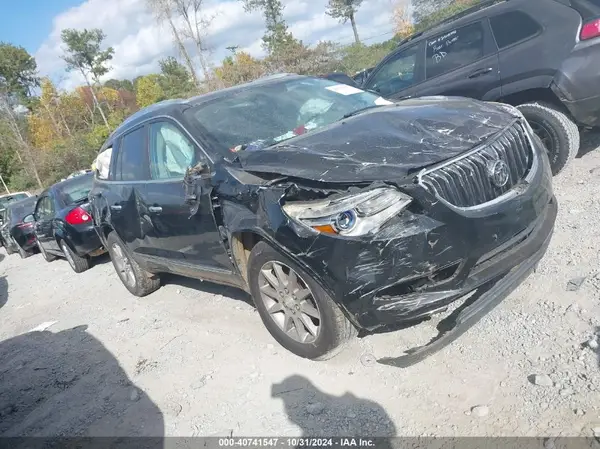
[282,187,412,237]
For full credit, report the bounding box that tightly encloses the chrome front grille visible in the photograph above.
[418,120,534,209]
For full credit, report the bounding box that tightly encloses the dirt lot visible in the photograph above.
[1,132,600,439]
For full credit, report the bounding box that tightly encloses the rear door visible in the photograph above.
[490,4,580,98]
[143,119,233,274]
[416,20,501,100]
[107,126,151,259]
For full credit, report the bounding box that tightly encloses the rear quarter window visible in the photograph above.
[490,11,542,49]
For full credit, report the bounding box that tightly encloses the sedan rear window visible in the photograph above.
[0,193,29,210]
[57,174,93,205]
[184,78,390,155]
[7,198,36,223]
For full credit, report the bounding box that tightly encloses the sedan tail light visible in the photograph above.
[65,207,92,225]
[581,19,600,40]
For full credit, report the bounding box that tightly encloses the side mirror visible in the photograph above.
[23,214,35,224]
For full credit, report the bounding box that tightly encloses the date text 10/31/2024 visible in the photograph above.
[218,438,377,447]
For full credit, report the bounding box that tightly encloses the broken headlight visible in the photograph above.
[282,187,412,237]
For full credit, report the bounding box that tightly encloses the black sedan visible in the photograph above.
[30,173,105,273]
[1,196,38,258]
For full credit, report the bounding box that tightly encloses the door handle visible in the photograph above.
[468,68,493,79]
[110,205,122,211]
[148,206,162,213]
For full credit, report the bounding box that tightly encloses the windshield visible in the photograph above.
[0,193,29,210]
[58,173,93,205]
[7,198,36,223]
[185,77,391,155]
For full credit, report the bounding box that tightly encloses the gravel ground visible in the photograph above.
[1,132,600,440]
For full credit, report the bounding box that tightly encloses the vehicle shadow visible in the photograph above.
[0,252,5,263]
[0,324,164,447]
[577,129,600,159]
[0,275,7,310]
[161,273,253,305]
[272,375,396,444]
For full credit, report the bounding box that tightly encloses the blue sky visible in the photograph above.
[0,0,78,53]
[0,0,396,88]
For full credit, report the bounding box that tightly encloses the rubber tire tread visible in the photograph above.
[61,240,91,273]
[106,231,160,297]
[517,102,580,175]
[247,241,357,361]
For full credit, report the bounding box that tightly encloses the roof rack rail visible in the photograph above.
[397,0,507,47]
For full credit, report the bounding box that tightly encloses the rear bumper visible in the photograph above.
[562,94,600,128]
[65,225,103,257]
[553,40,600,127]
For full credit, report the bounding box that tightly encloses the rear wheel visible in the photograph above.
[247,241,356,360]
[517,102,580,175]
[106,231,160,297]
[38,240,57,262]
[60,240,90,273]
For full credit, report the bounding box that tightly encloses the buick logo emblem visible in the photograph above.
[487,160,510,188]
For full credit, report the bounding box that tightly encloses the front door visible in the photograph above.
[34,195,59,253]
[143,119,232,273]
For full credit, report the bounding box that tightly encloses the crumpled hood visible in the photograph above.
[237,97,519,183]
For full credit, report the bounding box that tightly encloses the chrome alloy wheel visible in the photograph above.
[112,242,136,288]
[258,261,321,343]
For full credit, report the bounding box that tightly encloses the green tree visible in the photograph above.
[0,43,39,104]
[158,56,195,98]
[104,78,134,92]
[136,74,165,108]
[60,28,115,130]
[326,0,364,44]
[413,0,480,30]
[241,0,299,55]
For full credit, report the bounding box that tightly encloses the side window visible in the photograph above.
[367,45,420,97]
[148,122,199,180]
[36,197,52,219]
[34,198,44,219]
[490,12,541,49]
[119,127,148,181]
[426,22,484,80]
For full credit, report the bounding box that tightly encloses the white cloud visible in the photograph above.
[35,0,401,90]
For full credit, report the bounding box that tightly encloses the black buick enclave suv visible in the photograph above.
[89,75,557,366]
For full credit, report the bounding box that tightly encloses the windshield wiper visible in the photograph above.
[341,105,383,120]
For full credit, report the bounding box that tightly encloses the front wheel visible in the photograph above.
[517,102,580,175]
[60,240,90,273]
[106,231,160,297]
[247,241,356,360]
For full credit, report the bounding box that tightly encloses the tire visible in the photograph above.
[106,231,160,297]
[517,102,580,175]
[60,239,90,273]
[247,241,356,360]
[38,240,57,262]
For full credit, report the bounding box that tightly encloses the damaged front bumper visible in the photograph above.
[378,197,555,367]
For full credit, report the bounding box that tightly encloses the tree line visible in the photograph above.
[0,0,479,192]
